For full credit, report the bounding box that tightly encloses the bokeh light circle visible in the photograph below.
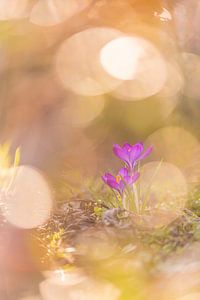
[182,52,200,100]
[109,36,167,101]
[100,36,145,80]
[30,0,93,27]
[0,0,30,20]
[55,27,122,96]
[157,61,184,99]
[40,272,120,300]
[146,126,200,169]
[62,94,105,128]
[138,161,188,228]
[2,166,53,229]
[120,62,183,135]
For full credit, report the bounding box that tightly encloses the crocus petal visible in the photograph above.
[113,144,129,162]
[102,173,121,191]
[131,172,140,183]
[102,173,115,184]
[124,172,139,185]
[130,143,144,162]
[138,146,153,161]
[123,175,132,185]
[122,143,132,152]
[118,180,125,192]
[118,167,129,178]
[106,179,120,190]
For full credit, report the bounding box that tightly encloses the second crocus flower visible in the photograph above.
[102,167,139,195]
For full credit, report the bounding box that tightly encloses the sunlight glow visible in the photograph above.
[109,36,167,101]
[55,27,122,96]
[100,36,145,80]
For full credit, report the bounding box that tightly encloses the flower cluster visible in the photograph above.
[102,142,152,210]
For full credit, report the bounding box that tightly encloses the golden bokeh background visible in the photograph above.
[1,1,200,299]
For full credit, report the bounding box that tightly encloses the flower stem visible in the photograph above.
[133,184,139,214]
[111,189,121,207]
[141,159,163,212]
[122,193,126,209]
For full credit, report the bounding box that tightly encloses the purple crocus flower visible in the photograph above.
[102,167,139,195]
[113,142,152,171]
